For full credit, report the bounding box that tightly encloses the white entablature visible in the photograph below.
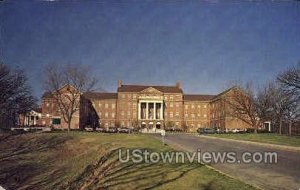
[138,95,164,100]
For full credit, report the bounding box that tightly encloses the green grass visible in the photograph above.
[208,133,300,147]
[0,132,256,190]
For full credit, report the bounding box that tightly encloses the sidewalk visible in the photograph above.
[197,135,300,152]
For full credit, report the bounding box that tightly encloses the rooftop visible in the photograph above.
[183,94,216,101]
[117,84,183,93]
[83,92,117,99]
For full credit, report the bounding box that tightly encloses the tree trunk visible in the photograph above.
[253,123,258,133]
[279,117,282,135]
[67,122,71,132]
[254,128,258,133]
[289,120,292,136]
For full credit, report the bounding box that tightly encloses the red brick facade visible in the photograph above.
[40,81,250,131]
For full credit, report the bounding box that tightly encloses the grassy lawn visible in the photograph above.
[208,133,300,147]
[0,132,256,190]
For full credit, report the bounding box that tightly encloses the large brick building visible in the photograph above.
[40,81,250,132]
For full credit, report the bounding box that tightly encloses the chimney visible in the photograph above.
[176,81,181,89]
[118,80,122,88]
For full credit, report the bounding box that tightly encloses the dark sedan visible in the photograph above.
[197,128,216,134]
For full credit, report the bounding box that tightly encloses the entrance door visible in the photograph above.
[156,123,161,129]
[148,123,154,129]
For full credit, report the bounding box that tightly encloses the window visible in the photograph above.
[185,113,188,118]
[170,103,173,108]
[121,111,124,116]
[170,112,173,118]
[191,114,195,118]
[185,105,188,109]
[176,112,179,116]
[204,105,207,108]
[204,114,207,118]
[133,95,136,99]
[192,104,195,109]
[112,113,115,118]
[122,94,125,98]
[52,118,61,125]
[46,103,49,107]
[128,94,131,98]
[197,105,200,108]
[105,104,108,108]
[170,95,174,100]
[127,111,131,116]
[176,103,179,107]
[165,96,168,100]
[46,114,49,117]
[99,103,102,108]
[105,112,108,117]
[112,104,115,109]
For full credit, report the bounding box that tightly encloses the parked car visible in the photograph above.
[215,128,225,134]
[118,127,132,133]
[197,128,216,134]
[85,127,94,132]
[165,127,183,133]
[232,128,241,133]
[95,127,105,132]
[107,127,118,133]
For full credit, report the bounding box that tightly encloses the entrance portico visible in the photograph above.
[138,99,164,132]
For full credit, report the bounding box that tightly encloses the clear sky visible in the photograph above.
[1,1,300,99]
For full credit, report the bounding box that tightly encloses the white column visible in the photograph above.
[160,102,163,120]
[24,116,27,126]
[138,102,141,120]
[146,102,148,120]
[154,103,156,120]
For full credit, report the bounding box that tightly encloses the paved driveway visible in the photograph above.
[153,133,300,190]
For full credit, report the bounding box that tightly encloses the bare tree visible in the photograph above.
[0,63,36,128]
[277,64,300,135]
[267,83,298,135]
[44,64,97,132]
[255,83,275,125]
[277,63,300,98]
[285,102,299,136]
[227,85,260,133]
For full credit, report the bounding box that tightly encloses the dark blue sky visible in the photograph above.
[1,1,300,99]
